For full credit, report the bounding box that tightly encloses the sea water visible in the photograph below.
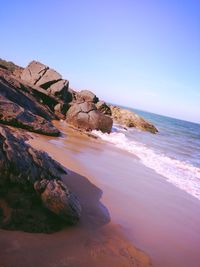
[93,107,200,200]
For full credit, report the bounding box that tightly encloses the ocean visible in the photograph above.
[93,107,200,200]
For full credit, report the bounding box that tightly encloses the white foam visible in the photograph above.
[93,130,200,200]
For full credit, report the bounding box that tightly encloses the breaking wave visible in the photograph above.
[93,129,200,200]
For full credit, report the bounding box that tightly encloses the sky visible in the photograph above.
[1,0,200,123]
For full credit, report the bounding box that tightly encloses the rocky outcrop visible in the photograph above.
[0,125,81,232]
[21,61,48,85]
[66,90,113,133]
[66,101,113,133]
[21,61,69,102]
[96,101,112,116]
[0,69,60,135]
[0,57,159,236]
[110,105,158,133]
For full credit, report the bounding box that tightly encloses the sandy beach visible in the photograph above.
[1,121,200,267]
[0,123,152,267]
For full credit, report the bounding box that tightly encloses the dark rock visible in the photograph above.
[0,95,60,136]
[96,101,112,116]
[0,126,81,232]
[66,101,113,133]
[110,105,158,134]
[34,179,81,224]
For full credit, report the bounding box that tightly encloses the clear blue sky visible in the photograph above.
[1,0,200,123]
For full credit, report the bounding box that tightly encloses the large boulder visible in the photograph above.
[0,126,81,232]
[66,102,113,133]
[21,61,48,85]
[110,105,158,134]
[21,61,69,104]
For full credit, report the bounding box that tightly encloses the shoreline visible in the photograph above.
[30,121,200,267]
[1,121,200,267]
[0,125,152,267]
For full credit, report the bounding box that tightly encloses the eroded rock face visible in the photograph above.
[0,95,60,136]
[110,105,158,134]
[0,126,81,232]
[21,61,69,105]
[66,102,113,133]
[0,70,60,135]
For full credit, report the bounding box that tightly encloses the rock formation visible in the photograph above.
[110,105,158,133]
[0,125,81,232]
[66,101,113,133]
[0,68,60,135]
[0,58,158,233]
[20,61,70,117]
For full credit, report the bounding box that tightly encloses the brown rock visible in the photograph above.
[88,110,113,133]
[21,60,48,85]
[21,61,70,103]
[66,101,113,133]
[77,90,99,103]
[36,68,62,88]
[110,105,158,134]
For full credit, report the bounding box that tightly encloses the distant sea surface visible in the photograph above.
[93,107,200,200]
